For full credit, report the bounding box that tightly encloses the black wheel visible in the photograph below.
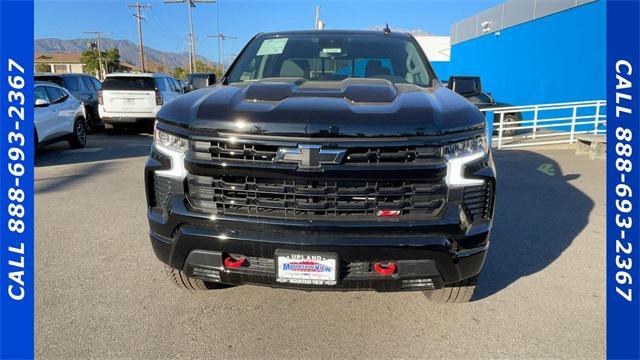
[68,117,87,148]
[494,113,519,137]
[84,107,95,134]
[164,266,217,291]
[424,275,478,303]
[85,110,101,134]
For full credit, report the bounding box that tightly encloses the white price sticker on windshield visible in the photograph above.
[257,38,288,56]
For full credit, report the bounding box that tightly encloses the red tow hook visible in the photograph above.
[224,255,247,269]
[373,262,396,275]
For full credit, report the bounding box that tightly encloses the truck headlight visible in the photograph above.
[153,124,188,178]
[443,135,488,187]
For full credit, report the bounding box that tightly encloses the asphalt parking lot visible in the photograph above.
[35,133,605,359]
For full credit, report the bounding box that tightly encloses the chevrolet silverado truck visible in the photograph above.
[145,30,496,303]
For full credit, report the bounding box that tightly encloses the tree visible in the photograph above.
[172,67,187,80]
[80,48,121,77]
[194,60,223,78]
[169,61,222,80]
[104,48,121,74]
[145,59,163,73]
[80,50,101,76]
[35,63,50,72]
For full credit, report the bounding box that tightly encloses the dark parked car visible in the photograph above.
[34,73,102,133]
[177,79,188,92]
[146,30,496,303]
[447,76,521,136]
[186,72,216,92]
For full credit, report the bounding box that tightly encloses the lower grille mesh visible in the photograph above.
[187,175,446,219]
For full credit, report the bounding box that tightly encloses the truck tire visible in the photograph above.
[424,276,478,303]
[68,117,87,149]
[494,113,519,137]
[85,111,102,134]
[164,265,213,290]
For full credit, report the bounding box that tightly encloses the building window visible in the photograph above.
[53,64,68,73]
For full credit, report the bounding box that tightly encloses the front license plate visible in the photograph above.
[275,250,338,286]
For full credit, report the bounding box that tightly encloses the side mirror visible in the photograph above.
[190,74,217,91]
[448,76,482,97]
[35,98,50,107]
[208,74,217,86]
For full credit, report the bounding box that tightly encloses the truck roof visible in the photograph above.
[34,72,92,77]
[255,29,414,39]
[105,72,171,78]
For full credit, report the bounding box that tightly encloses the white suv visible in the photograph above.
[98,73,183,131]
[34,81,87,149]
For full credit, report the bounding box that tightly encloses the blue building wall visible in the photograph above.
[431,61,451,81]
[448,0,605,107]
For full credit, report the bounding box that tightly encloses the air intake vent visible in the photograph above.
[462,182,493,222]
[154,176,174,210]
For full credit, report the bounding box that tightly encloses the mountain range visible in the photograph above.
[34,38,214,70]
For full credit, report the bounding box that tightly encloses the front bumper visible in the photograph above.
[145,147,495,292]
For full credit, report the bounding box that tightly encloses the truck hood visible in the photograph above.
[158,78,485,138]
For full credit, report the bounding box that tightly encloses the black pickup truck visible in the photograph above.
[145,30,496,302]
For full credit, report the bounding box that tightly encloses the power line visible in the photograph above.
[146,7,184,42]
[164,0,215,74]
[128,2,152,73]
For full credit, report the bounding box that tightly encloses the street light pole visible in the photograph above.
[187,0,195,72]
[207,33,236,74]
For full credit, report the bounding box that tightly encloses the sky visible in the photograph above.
[35,0,503,64]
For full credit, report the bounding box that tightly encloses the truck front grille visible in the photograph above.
[191,140,442,165]
[187,175,446,219]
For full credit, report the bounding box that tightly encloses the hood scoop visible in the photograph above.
[244,77,398,103]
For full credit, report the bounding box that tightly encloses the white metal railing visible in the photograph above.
[481,100,606,149]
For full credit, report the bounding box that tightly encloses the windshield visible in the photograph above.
[34,76,64,87]
[226,34,433,86]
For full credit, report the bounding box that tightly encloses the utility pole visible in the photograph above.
[129,2,152,72]
[84,31,108,79]
[164,0,215,74]
[207,33,236,74]
[315,5,325,30]
[163,54,166,73]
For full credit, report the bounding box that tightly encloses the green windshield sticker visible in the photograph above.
[257,38,288,56]
[322,48,342,54]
